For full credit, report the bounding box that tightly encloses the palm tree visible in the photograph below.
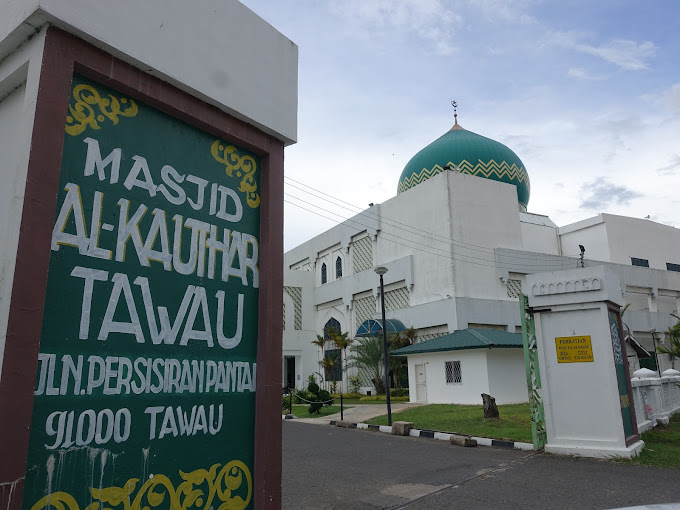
[388,327,416,389]
[319,355,335,391]
[331,330,354,393]
[657,314,680,370]
[311,334,327,382]
[347,336,385,394]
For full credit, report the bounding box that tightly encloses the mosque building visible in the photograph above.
[282,107,680,403]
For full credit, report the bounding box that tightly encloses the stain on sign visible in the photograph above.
[555,336,594,363]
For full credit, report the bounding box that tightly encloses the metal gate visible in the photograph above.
[415,364,427,402]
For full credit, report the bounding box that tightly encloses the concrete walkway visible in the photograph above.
[292,402,424,425]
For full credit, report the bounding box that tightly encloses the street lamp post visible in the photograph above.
[374,266,392,426]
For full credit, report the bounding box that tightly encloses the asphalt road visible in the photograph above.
[283,421,680,510]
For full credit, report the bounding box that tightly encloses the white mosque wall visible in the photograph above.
[0,28,46,382]
[376,172,456,307]
[486,349,529,404]
[559,215,610,260]
[599,214,680,270]
[2,0,298,144]
[559,213,680,271]
[283,269,317,390]
[454,297,524,332]
[384,297,458,333]
[520,216,561,255]
[282,164,680,392]
[447,172,525,301]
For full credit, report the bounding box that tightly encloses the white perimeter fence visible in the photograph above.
[631,368,680,433]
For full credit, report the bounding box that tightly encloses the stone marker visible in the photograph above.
[482,393,500,419]
[450,434,477,447]
[336,421,358,428]
[392,421,414,436]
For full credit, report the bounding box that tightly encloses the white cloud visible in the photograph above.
[551,31,656,70]
[659,83,680,114]
[579,178,643,210]
[577,39,656,71]
[468,0,539,24]
[657,155,680,176]
[329,0,461,55]
[642,82,680,116]
[567,67,600,80]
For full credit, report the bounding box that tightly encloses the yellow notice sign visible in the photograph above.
[555,336,594,363]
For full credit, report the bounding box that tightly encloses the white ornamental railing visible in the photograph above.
[631,368,680,433]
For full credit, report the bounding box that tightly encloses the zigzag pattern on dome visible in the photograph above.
[398,158,529,197]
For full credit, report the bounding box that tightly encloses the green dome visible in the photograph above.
[397,124,530,210]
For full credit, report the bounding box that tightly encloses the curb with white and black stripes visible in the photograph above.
[325,419,534,451]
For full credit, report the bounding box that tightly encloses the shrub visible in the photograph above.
[359,395,410,402]
[391,389,409,397]
[293,390,312,404]
[330,392,363,400]
[306,380,334,414]
[348,375,362,394]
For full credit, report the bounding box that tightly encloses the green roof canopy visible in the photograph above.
[355,319,406,337]
[391,328,522,356]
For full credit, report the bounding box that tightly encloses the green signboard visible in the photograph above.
[23,75,259,510]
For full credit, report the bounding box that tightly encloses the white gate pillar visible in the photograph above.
[527,266,643,458]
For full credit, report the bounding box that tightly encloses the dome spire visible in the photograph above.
[450,100,463,131]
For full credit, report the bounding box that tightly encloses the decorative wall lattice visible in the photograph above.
[284,286,302,330]
[385,287,410,311]
[354,295,376,334]
[416,332,445,343]
[353,294,378,388]
[352,236,373,274]
[507,279,522,298]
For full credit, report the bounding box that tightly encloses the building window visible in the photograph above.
[336,256,343,278]
[631,258,649,268]
[445,361,462,384]
[324,318,341,340]
[323,348,342,381]
[667,263,680,272]
[321,263,327,284]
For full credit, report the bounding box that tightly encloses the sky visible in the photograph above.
[240,0,680,251]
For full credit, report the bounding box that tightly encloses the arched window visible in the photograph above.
[336,256,343,278]
[321,263,327,284]
[323,318,342,381]
[323,318,341,339]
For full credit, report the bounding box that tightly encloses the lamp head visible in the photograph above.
[374,266,388,276]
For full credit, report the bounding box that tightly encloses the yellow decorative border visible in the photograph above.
[398,158,530,203]
[65,84,138,136]
[30,460,252,510]
[211,141,260,208]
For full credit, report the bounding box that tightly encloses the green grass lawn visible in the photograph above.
[626,415,680,469]
[366,403,533,443]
